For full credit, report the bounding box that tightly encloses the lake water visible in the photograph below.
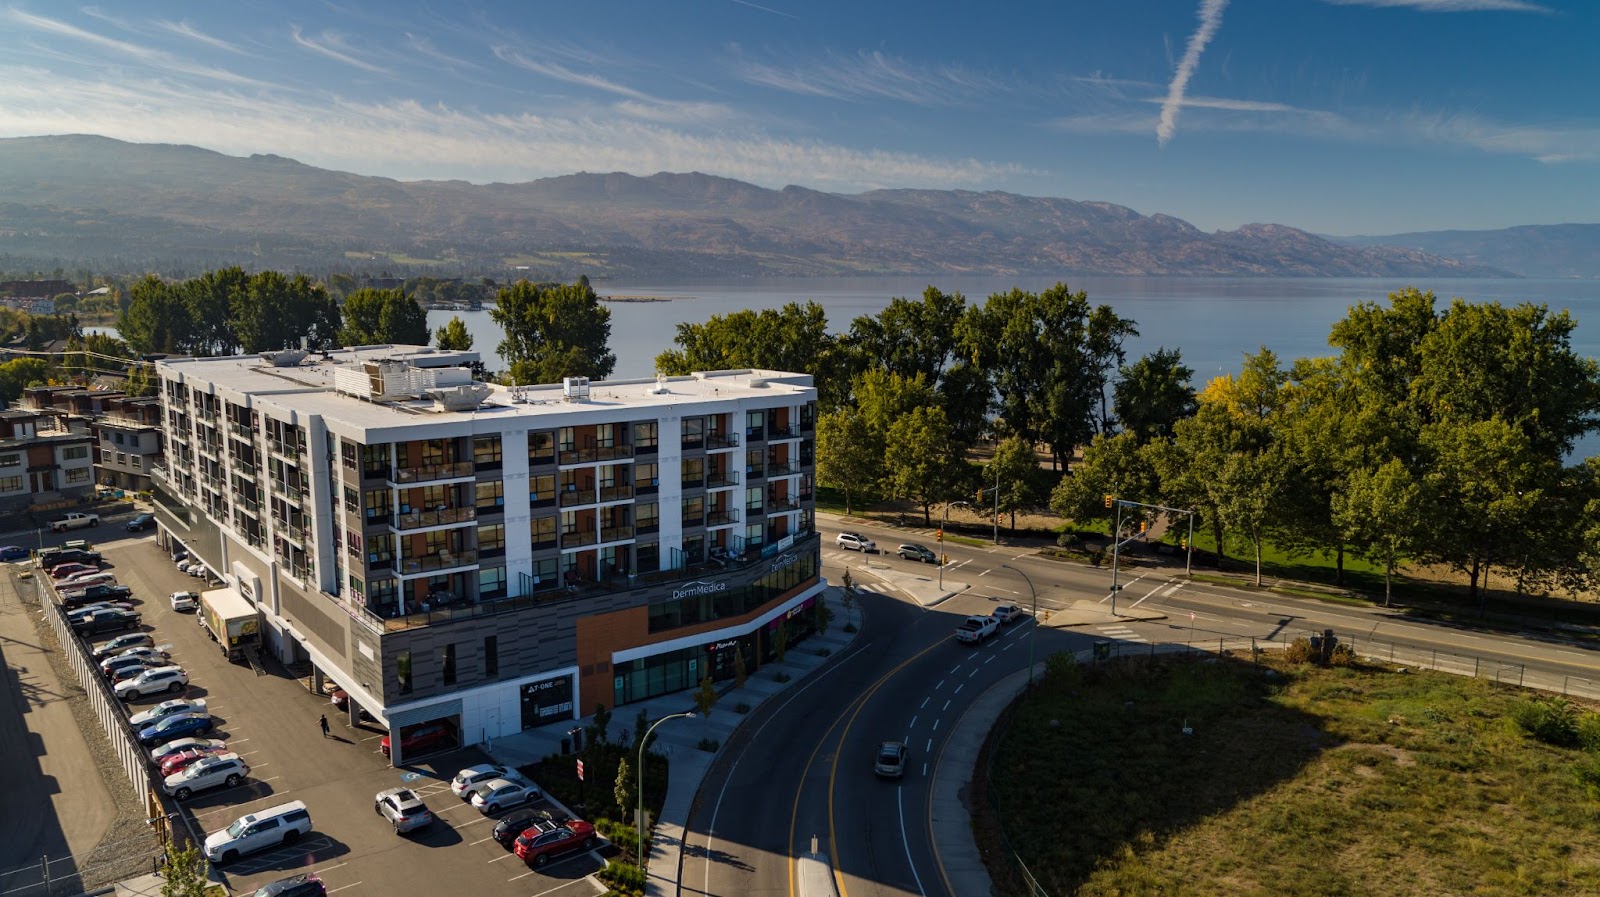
[427,275,1600,384]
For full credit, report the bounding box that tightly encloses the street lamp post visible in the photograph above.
[638,710,695,873]
[1109,499,1124,617]
[938,500,971,589]
[1001,564,1038,686]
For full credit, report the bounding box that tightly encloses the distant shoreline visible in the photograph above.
[601,294,676,303]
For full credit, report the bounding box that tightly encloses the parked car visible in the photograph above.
[137,712,215,747]
[0,545,29,561]
[491,808,570,848]
[874,740,908,778]
[203,801,311,865]
[92,632,154,659]
[48,512,100,533]
[170,591,199,612]
[72,609,140,636]
[250,874,325,897]
[165,753,249,800]
[150,737,227,763]
[835,532,877,553]
[380,720,456,758]
[62,584,133,606]
[992,604,1025,624]
[185,563,211,579]
[101,654,166,681]
[126,513,156,532]
[71,601,137,622]
[451,763,521,798]
[129,698,207,729]
[897,543,938,563]
[512,819,597,867]
[161,748,221,778]
[58,571,116,589]
[99,645,169,673]
[40,547,99,568]
[172,550,189,568]
[48,562,99,580]
[328,688,348,710]
[113,664,188,697]
[470,778,542,815]
[374,787,435,834]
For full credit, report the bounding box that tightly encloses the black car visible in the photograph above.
[63,584,134,607]
[126,513,156,533]
[71,609,141,636]
[40,548,101,568]
[491,808,570,848]
[251,874,325,897]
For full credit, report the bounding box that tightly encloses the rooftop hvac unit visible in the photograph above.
[427,384,492,412]
[563,377,591,402]
[259,350,308,367]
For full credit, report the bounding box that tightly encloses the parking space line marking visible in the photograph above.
[919,697,928,709]
[489,852,518,863]
[325,884,362,894]
[954,683,964,694]
[908,715,917,730]
[469,835,497,845]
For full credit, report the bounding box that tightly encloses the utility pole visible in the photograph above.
[992,464,1000,544]
[1109,500,1124,617]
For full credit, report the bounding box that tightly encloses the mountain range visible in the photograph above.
[0,134,1592,279]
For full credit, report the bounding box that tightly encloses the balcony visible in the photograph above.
[598,484,634,503]
[745,427,765,442]
[234,460,257,479]
[801,416,815,433]
[285,523,308,545]
[559,488,594,508]
[768,425,796,440]
[706,432,740,450]
[601,524,635,543]
[767,495,801,512]
[392,506,477,531]
[228,420,253,440]
[272,479,306,504]
[361,465,391,482]
[767,460,803,476]
[234,494,260,515]
[398,549,478,576]
[563,529,599,548]
[562,444,634,464]
[706,470,740,489]
[389,461,474,485]
[707,509,740,526]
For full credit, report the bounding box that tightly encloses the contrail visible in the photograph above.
[1157,0,1229,146]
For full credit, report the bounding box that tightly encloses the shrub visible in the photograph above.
[816,647,831,657]
[1514,697,1579,747]
[1284,637,1316,664]
[773,671,791,683]
[1045,651,1080,686]
[1089,549,1106,567]
[1327,644,1356,667]
[735,701,751,714]
[1575,754,1600,801]
[1057,532,1082,548]
[843,623,858,633]
[1578,713,1600,753]
[598,860,647,891]
[697,737,720,752]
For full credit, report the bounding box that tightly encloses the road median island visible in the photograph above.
[972,649,1600,896]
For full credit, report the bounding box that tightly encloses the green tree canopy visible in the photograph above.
[883,405,968,525]
[815,408,879,515]
[1113,347,1196,442]
[983,434,1048,533]
[435,316,474,351]
[119,275,191,355]
[231,271,340,353]
[339,288,429,347]
[845,286,966,385]
[491,279,615,384]
[0,357,51,405]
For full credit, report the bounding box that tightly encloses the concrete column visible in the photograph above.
[347,698,360,729]
[311,666,324,696]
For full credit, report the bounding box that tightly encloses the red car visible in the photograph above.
[379,721,456,758]
[513,819,597,867]
[160,747,226,777]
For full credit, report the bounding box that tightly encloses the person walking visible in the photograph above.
[319,714,330,738]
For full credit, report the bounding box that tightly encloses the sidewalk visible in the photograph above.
[483,586,863,897]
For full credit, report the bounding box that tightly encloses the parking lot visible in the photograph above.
[79,535,607,896]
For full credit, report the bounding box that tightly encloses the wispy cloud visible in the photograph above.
[404,33,481,72]
[492,46,652,101]
[5,8,270,87]
[0,64,1024,189]
[1157,0,1230,146]
[613,99,735,125]
[290,26,391,76]
[732,49,1002,106]
[728,0,799,20]
[1321,0,1550,11]
[156,19,246,54]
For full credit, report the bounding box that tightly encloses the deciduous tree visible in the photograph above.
[815,408,878,515]
[339,288,429,347]
[984,434,1046,534]
[1332,458,1424,606]
[1113,347,1196,442]
[491,279,615,384]
[435,316,474,351]
[883,405,967,525]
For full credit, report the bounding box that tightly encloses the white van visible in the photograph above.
[204,800,312,864]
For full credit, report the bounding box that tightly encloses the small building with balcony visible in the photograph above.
[152,347,822,764]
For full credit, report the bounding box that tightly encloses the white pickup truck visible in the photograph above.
[954,614,999,644]
[49,512,101,533]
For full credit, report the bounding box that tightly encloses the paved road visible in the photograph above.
[90,536,607,897]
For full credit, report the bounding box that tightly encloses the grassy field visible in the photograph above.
[974,653,1600,897]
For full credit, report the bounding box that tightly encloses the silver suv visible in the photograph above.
[836,532,876,553]
[165,753,249,800]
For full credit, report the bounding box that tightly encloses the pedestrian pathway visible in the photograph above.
[1096,624,1148,643]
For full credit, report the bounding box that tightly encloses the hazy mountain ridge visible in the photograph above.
[0,134,1518,278]
[1342,224,1600,279]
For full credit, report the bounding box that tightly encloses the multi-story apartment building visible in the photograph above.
[20,386,166,493]
[0,408,96,512]
[152,346,823,763]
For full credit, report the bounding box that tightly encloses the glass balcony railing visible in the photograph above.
[768,425,796,439]
[563,529,599,548]
[707,509,740,526]
[601,525,635,543]
[559,488,593,507]
[706,470,739,488]
[392,507,477,530]
[397,549,477,575]
[390,461,474,484]
[706,432,740,449]
[598,485,634,502]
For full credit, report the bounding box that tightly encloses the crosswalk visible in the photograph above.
[1096,624,1147,644]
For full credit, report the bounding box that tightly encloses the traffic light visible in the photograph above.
[976,488,985,504]
[936,528,943,541]
[1139,520,1148,534]
[1180,538,1189,550]
[942,553,949,565]
[1103,494,1114,509]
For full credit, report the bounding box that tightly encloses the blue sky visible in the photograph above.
[0,0,1595,234]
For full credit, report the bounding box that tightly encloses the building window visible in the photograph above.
[66,468,90,484]
[479,566,507,599]
[113,432,125,445]
[0,454,18,468]
[441,644,457,686]
[746,486,764,513]
[682,457,704,487]
[558,427,576,453]
[531,515,557,549]
[560,511,579,536]
[343,486,360,514]
[473,435,502,467]
[529,431,555,465]
[397,651,413,695]
[636,502,659,533]
[478,523,505,554]
[530,474,556,505]
[341,439,358,469]
[0,476,22,492]
[682,496,704,527]
[746,411,765,439]
[63,445,89,461]
[476,481,504,510]
[682,417,704,449]
[635,421,658,451]
[636,463,658,493]
[485,635,499,677]
[132,455,143,470]
[636,542,659,573]
[348,574,365,597]
[595,423,615,449]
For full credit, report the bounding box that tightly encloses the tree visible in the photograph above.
[231,271,340,353]
[655,301,851,409]
[590,702,612,746]
[182,266,247,356]
[124,363,156,397]
[119,275,191,355]
[1333,458,1424,606]
[733,648,747,687]
[435,316,474,351]
[1217,446,1287,587]
[0,358,51,404]
[984,434,1046,534]
[1050,431,1160,528]
[814,593,831,635]
[845,286,966,385]
[693,676,717,718]
[1113,348,1196,442]
[491,279,615,384]
[773,622,789,661]
[883,405,967,525]
[160,842,209,897]
[815,408,879,515]
[339,288,429,347]
[615,756,636,827]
